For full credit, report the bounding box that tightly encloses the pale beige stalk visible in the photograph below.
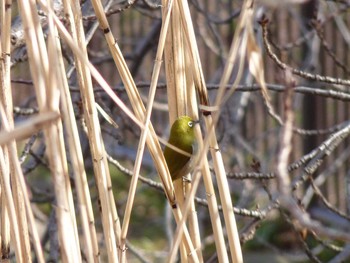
[47,2,83,261]
[167,50,228,263]
[0,1,34,261]
[163,1,188,261]
[17,0,82,261]
[0,1,12,258]
[167,168,204,263]
[186,66,229,262]
[89,0,199,261]
[162,0,203,260]
[0,104,45,263]
[0,146,22,262]
[176,0,244,262]
[57,1,101,262]
[203,2,262,262]
[119,0,177,262]
[52,0,120,261]
[39,3,198,262]
[88,0,174,202]
[0,112,59,146]
[184,43,205,263]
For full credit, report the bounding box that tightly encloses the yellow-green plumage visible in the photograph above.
[164,116,198,181]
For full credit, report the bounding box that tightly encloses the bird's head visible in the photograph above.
[169,116,199,144]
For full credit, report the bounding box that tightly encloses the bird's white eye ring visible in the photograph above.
[188,121,193,127]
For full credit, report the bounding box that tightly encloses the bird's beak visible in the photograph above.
[193,120,200,125]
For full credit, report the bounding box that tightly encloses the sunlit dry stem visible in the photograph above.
[0,105,24,262]
[168,0,247,262]
[163,0,203,260]
[37,0,120,261]
[0,102,45,263]
[87,0,177,208]
[81,0,200,261]
[167,167,203,263]
[119,0,179,261]
[1,0,33,259]
[0,111,60,146]
[60,1,101,261]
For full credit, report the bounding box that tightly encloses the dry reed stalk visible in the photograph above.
[184,54,206,263]
[46,2,84,261]
[162,8,187,262]
[172,180,189,261]
[175,0,244,262]
[89,0,200,261]
[0,1,33,261]
[182,12,211,263]
[87,0,175,202]
[167,164,206,263]
[0,2,13,261]
[213,0,263,107]
[185,177,202,261]
[185,46,229,262]
[162,0,203,260]
[0,112,59,145]
[0,1,11,259]
[163,1,188,261]
[39,3,193,262]
[165,50,226,262]
[199,1,268,262]
[96,102,119,130]
[0,104,45,263]
[59,1,100,262]
[55,2,101,262]
[57,0,121,261]
[0,146,22,261]
[119,0,183,261]
[17,0,82,261]
[43,6,150,261]
[45,2,83,261]
[164,0,187,122]
[183,165,203,261]
[167,103,231,262]
[42,0,200,261]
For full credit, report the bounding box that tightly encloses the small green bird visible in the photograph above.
[164,116,199,181]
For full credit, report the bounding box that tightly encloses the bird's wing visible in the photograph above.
[164,146,191,180]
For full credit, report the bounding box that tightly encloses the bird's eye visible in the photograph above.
[188,121,193,127]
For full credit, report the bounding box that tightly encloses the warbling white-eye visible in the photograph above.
[164,116,199,181]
